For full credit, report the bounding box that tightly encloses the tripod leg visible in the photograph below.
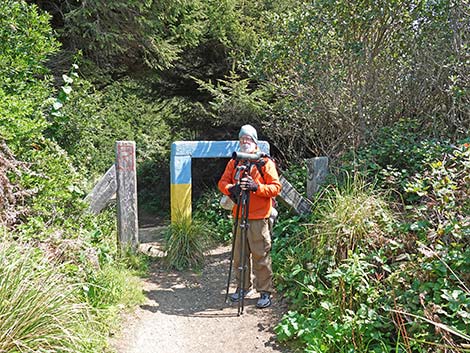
[225,200,242,303]
[237,217,244,315]
[238,191,250,316]
[238,229,246,315]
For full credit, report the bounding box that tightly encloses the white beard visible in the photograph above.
[240,142,256,153]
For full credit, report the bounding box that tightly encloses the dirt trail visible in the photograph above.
[111,226,290,353]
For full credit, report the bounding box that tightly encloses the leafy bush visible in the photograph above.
[344,119,452,196]
[276,254,393,353]
[273,174,398,352]
[52,77,174,178]
[281,161,308,197]
[271,214,310,300]
[0,4,148,351]
[0,0,92,237]
[193,188,233,243]
[0,0,58,158]
[274,142,470,352]
[391,141,470,350]
[404,141,470,244]
[391,245,470,352]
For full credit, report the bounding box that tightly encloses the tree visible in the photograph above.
[246,0,469,159]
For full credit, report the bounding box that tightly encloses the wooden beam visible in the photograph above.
[170,140,270,223]
[278,175,312,215]
[84,165,116,215]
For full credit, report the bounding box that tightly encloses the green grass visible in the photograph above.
[0,242,94,352]
[0,239,148,352]
[164,215,213,270]
[307,175,394,265]
[84,264,146,310]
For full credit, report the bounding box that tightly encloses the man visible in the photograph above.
[218,124,282,308]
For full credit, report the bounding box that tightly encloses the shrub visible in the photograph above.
[164,215,213,270]
[274,150,470,352]
[273,173,398,352]
[0,0,92,238]
[193,188,233,243]
[52,78,174,179]
[275,253,393,353]
[281,161,308,197]
[307,174,394,267]
[344,119,452,196]
[404,141,470,244]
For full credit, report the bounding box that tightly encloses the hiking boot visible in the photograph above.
[230,288,254,302]
[256,292,271,308]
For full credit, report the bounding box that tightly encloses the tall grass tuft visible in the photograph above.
[308,174,394,266]
[84,264,146,310]
[164,215,212,270]
[0,242,93,352]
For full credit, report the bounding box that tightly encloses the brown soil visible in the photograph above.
[110,226,291,353]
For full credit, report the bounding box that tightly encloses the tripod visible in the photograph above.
[225,163,252,316]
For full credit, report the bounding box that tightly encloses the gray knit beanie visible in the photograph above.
[238,124,258,145]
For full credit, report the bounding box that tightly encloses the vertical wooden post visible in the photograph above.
[306,157,329,200]
[170,153,192,223]
[115,141,138,249]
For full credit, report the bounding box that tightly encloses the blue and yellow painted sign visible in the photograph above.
[170,141,270,223]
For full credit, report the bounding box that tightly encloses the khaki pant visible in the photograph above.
[232,218,273,293]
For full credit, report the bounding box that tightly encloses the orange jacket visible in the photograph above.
[218,156,282,220]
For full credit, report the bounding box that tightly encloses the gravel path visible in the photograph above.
[111,226,290,353]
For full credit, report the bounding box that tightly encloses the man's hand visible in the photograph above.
[228,184,241,203]
[240,176,258,192]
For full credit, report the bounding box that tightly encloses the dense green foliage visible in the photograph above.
[0,2,146,351]
[247,0,469,159]
[271,126,470,352]
[1,0,468,351]
[194,188,233,243]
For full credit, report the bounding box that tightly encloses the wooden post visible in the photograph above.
[306,157,329,199]
[115,141,138,249]
[84,165,116,214]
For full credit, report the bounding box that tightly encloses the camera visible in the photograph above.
[232,151,267,161]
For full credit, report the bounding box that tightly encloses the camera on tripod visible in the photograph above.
[232,151,267,161]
